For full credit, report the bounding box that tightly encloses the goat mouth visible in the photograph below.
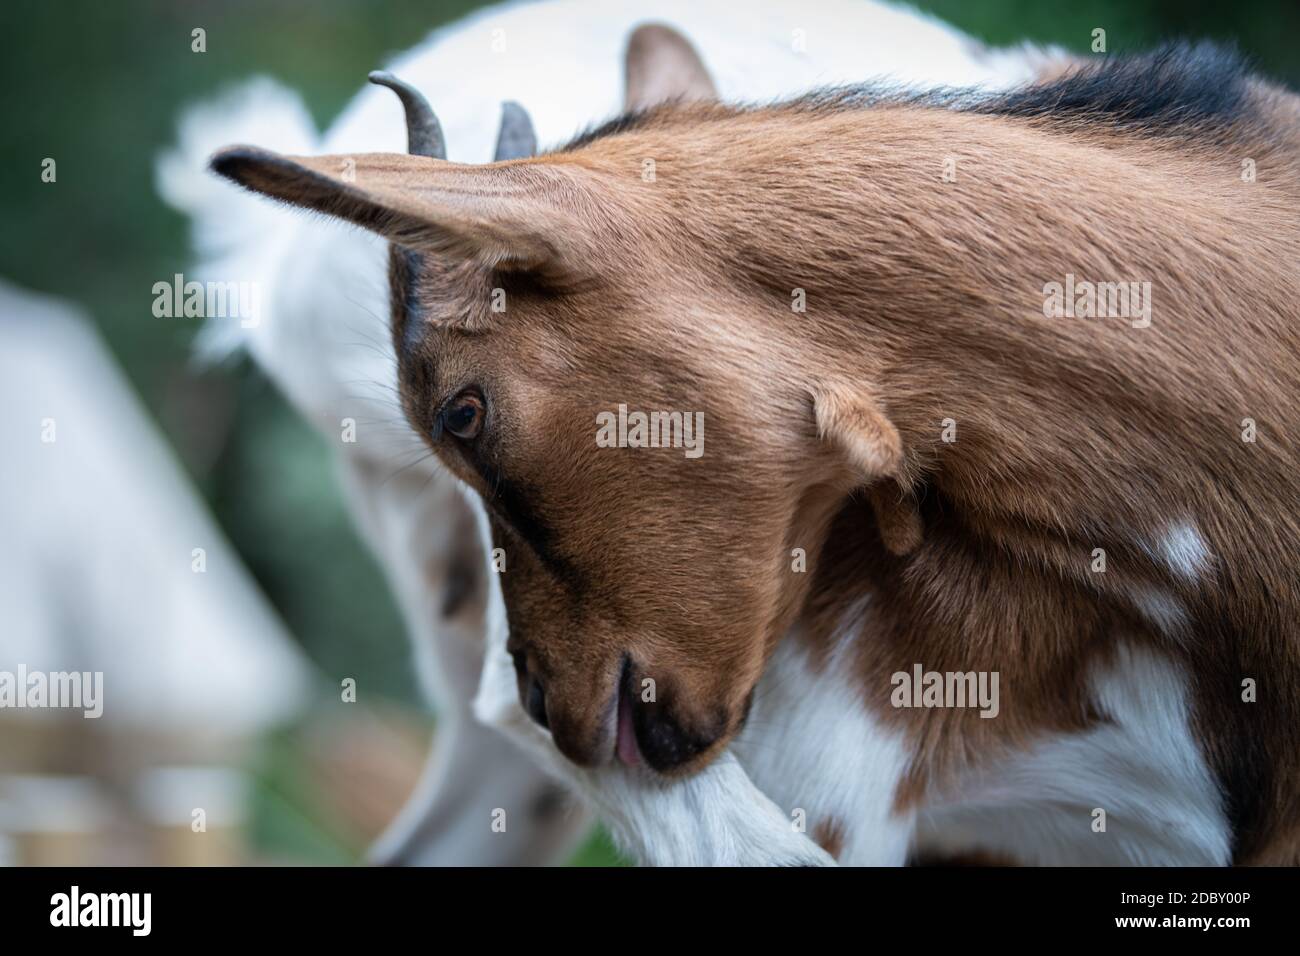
[614,657,641,768]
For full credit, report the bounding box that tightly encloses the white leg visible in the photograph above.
[733,635,917,866]
[368,711,589,866]
[337,454,591,865]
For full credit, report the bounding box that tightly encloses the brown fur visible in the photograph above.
[623,23,717,112]
[212,49,1300,861]
[812,817,846,860]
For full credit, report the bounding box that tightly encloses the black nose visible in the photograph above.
[633,703,721,772]
[524,676,549,730]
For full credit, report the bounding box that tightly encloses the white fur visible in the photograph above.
[1130,584,1193,640]
[1124,521,1211,639]
[732,623,1228,867]
[735,626,916,865]
[913,643,1231,865]
[1155,521,1213,583]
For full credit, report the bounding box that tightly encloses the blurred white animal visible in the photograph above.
[0,281,311,864]
[159,0,1046,865]
[0,281,308,737]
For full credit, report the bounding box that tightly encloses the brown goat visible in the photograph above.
[213,44,1300,863]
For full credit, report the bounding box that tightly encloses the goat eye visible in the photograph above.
[442,390,485,440]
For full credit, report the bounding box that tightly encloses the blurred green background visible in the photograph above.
[2,0,1296,865]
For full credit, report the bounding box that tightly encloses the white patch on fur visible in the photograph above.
[1154,521,1212,583]
[912,643,1231,865]
[1130,584,1192,639]
[735,623,915,864]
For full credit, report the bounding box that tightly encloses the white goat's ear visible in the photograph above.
[209,147,582,272]
[813,387,923,555]
[624,23,718,110]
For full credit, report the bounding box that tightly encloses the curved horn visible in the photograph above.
[368,70,446,159]
[493,101,537,160]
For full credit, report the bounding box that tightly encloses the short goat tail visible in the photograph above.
[155,77,319,360]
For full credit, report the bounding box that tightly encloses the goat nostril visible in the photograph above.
[525,677,549,729]
[635,706,718,772]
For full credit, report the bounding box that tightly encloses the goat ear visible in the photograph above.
[813,387,923,555]
[624,23,718,110]
[209,146,581,272]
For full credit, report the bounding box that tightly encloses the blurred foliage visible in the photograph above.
[1,0,1295,867]
[927,0,1300,80]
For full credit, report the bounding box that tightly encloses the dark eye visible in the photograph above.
[442,389,485,441]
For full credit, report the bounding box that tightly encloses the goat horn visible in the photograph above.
[368,70,446,159]
[493,101,537,160]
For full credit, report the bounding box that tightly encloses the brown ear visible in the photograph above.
[209,146,584,272]
[624,23,718,111]
[813,387,922,555]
